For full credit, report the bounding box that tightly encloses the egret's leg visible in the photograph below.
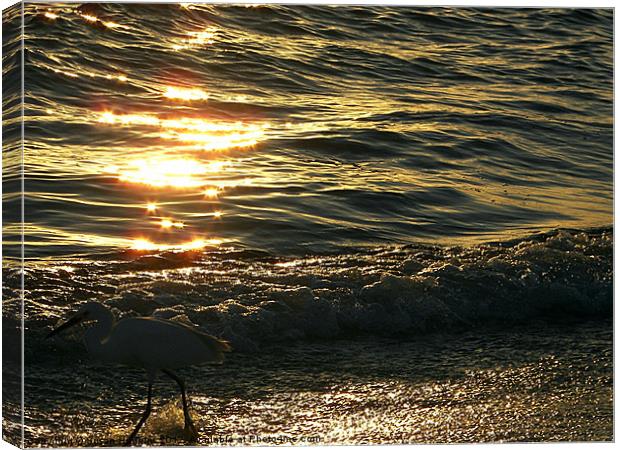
[162,369,197,440]
[124,381,153,446]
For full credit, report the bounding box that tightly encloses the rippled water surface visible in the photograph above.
[7,4,614,257]
[2,3,613,446]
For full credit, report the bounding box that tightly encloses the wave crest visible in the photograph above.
[10,228,610,355]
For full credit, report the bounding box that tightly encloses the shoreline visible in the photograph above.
[17,320,613,446]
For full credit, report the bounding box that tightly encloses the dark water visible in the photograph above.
[5,4,614,257]
[2,3,613,446]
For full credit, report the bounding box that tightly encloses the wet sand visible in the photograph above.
[20,320,612,446]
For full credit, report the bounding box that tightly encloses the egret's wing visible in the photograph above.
[151,317,232,361]
[107,317,230,369]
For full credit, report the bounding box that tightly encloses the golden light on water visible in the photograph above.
[172,28,217,50]
[80,14,98,22]
[78,12,125,30]
[26,3,614,288]
[211,178,253,189]
[166,118,243,132]
[161,129,264,151]
[108,158,227,188]
[131,238,219,251]
[160,219,174,229]
[207,161,231,173]
[118,158,206,188]
[81,71,128,82]
[99,112,160,126]
[92,82,256,253]
[98,112,268,151]
[103,164,119,174]
[131,238,167,251]
[160,219,184,229]
[164,86,209,101]
[102,21,122,29]
[204,188,220,198]
[162,123,266,151]
[98,112,268,133]
[188,30,216,43]
[103,73,128,81]
[52,68,79,78]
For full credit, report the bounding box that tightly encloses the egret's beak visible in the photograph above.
[46,313,85,339]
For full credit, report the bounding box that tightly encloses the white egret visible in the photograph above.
[47,302,231,446]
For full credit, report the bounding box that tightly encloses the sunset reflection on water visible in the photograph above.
[163,86,209,101]
[171,27,218,50]
[98,111,268,151]
[20,4,612,262]
[130,237,221,252]
[94,86,270,251]
[107,158,229,188]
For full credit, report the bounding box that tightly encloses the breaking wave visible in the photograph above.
[5,227,611,355]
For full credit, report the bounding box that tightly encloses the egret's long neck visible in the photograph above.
[83,309,114,359]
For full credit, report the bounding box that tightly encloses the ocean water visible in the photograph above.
[2,3,613,446]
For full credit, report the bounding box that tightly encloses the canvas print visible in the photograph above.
[2,2,613,447]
